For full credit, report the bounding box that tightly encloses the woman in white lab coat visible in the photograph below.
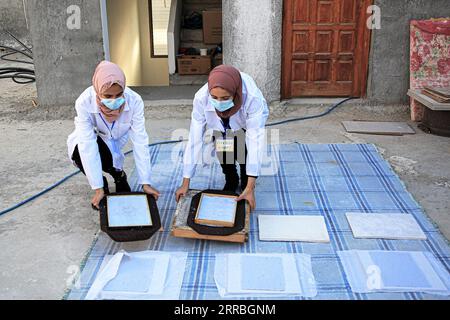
[67,60,160,209]
[175,65,269,211]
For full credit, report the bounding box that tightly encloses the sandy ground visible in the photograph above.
[0,71,449,299]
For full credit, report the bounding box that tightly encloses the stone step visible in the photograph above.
[170,73,208,86]
[180,41,218,51]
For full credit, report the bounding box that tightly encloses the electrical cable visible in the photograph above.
[266,97,354,127]
[5,30,33,55]
[0,66,35,83]
[0,31,35,83]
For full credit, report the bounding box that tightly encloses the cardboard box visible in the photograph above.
[202,9,222,44]
[177,55,211,75]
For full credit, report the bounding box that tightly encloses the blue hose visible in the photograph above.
[0,97,353,217]
[266,97,354,127]
[0,140,183,217]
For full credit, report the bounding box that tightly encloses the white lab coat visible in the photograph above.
[183,72,269,178]
[67,86,152,190]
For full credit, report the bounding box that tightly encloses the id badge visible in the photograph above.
[215,138,234,152]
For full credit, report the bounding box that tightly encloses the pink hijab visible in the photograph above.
[208,65,243,118]
[92,60,126,122]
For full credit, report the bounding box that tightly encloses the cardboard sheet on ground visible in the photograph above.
[345,213,426,240]
[338,250,450,295]
[195,193,237,226]
[342,121,415,135]
[215,253,317,298]
[85,250,187,300]
[258,215,330,242]
[107,195,152,227]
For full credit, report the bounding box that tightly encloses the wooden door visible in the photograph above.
[281,0,372,98]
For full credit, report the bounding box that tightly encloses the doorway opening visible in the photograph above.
[102,0,223,100]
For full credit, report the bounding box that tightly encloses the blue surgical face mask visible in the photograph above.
[209,96,234,112]
[101,97,125,110]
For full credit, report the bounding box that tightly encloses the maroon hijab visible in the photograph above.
[208,65,243,118]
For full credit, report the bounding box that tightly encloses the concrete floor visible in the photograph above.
[0,76,449,299]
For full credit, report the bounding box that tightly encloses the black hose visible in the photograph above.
[5,30,33,55]
[0,45,33,59]
[0,66,35,83]
[0,49,33,64]
[0,31,35,83]
[266,97,355,127]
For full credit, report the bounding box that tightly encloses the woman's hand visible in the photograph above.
[236,177,257,212]
[175,178,190,202]
[91,188,105,210]
[143,184,160,200]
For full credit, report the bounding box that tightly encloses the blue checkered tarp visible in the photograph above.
[66,143,450,300]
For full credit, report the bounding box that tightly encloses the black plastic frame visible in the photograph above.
[99,192,161,242]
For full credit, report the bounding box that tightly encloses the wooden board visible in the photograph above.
[408,89,450,111]
[342,120,415,135]
[171,190,250,243]
[424,86,450,98]
[422,89,450,103]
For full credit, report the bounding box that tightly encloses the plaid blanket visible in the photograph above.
[65,143,450,300]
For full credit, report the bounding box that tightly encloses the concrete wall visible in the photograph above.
[0,0,31,48]
[26,0,104,107]
[24,0,450,107]
[222,0,283,103]
[223,0,449,105]
[366,0,450,104]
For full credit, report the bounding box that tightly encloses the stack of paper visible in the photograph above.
[338,250,450,295]
[214,253,317,298]
[85,250,187,300]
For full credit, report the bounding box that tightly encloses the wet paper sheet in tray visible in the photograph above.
[107,195,152,227]
[338,250,450,294]
[195,193,237,227]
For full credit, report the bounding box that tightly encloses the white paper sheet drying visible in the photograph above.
[258,215,330,242]
[345,213,426,240]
